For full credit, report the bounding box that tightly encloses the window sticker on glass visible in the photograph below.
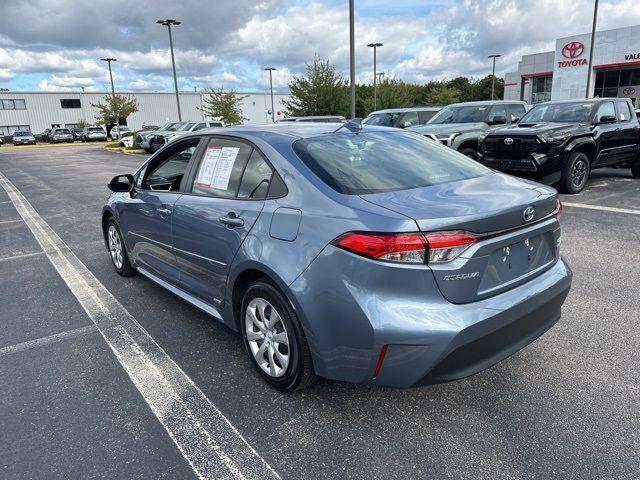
[195,146,240,190]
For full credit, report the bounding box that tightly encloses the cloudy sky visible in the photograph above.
[0,0,639,93]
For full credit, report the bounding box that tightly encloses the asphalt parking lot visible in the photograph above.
[1,145,639,480]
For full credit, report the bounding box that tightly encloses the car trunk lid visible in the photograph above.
[359,173,560,303]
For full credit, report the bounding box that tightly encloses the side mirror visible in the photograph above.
[402,121,413,128]
[488,116,507,125]
[597,115,616,124]
[511,117,520,123]
[108,174,135,192]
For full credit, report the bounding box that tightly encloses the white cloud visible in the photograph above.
[1,0,639,92]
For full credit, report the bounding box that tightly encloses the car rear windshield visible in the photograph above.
[88,127,103,132]
[293,131,490,194]
[14,131,30,136]
[362,112,401,127]
[519,102,595,123]
[428,105,488,124]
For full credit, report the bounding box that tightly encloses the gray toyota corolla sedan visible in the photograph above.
[102,122,572,391]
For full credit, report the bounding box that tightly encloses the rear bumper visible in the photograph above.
[287,248,572,388]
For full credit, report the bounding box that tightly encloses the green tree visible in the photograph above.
[201,88,248,125]
[91,94,138,127]
[76,119,89,128]
[474,75,504,100]
[424,82,461,105]
[447,77,475,102]
[282,56,349,117]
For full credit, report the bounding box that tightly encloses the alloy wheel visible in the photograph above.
[571,159,587,188]
[245,297,290,378]
[108,224,123,269]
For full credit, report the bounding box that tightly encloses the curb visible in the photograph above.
[0,141,113,150]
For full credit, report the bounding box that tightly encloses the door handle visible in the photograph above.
[157,208,172,219]
[219,213,244,228]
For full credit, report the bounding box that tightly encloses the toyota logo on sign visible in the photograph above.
[623,87,636,95]
[562,41,585,59]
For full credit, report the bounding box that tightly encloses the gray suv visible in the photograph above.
[363,107,441,129]
[409,101,528,159]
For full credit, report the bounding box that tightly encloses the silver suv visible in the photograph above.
[363,107,441,129]
[409,101,529,159]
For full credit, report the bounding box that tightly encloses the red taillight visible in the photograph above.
[424,230,477,263]
[334,230,478,264]
[334,232,427,263]
[372,344,389,380]
[554,199,563,219]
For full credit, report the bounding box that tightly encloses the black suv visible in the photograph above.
[478,98,640,193]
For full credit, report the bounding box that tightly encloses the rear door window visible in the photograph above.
[190,138,252,198]
[237,151,274,199]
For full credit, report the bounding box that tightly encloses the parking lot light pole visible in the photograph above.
[488,54,501,100]
[100,57,119,140]
[367,42,383,111]
[265,67,276,123]
[157,19,182,121]
[585,0,599,98]
[349,0,355,118]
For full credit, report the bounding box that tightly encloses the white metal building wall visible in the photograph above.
[0,91,291,134]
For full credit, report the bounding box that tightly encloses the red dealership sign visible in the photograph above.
[558,41,587,68]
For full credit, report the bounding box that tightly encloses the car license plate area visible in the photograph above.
[477,232,555,294]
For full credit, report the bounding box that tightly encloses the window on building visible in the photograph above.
[60,99,81,109]
[531,76,552,104]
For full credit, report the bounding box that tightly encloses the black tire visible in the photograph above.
[240,280,316,391]
[106,219,137,277]
[631,157,640,179]
[459,147,478,160]
[559,152,590,194]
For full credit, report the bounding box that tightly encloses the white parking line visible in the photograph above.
[0,325,97,357]
[0,219,24,225]
[0,251,45,263]
[0,171,281,480]
[563,202,640,216]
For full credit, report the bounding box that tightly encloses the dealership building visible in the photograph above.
[0,91,291,137]
[504,24,640,106]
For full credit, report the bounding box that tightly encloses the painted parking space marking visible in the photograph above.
[0,219,25,225]
[562,202,640,216]
[0,171,281,480]
[0,251,45,263]
[0,325,97,357]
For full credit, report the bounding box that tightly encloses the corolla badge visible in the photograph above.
[503,137,514,145]
[523,206,535,222]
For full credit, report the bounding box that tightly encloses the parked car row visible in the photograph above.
[362,98,639,194]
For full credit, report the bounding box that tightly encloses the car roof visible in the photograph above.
[445,100,527,107]
[189,122,402,140]
[369,106,441,114]
[533,98,624,105]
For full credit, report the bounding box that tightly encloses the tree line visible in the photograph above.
[283,56,505,118]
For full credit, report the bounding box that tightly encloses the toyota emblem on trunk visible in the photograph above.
[523,206,535,222]
[504,137,514,145]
